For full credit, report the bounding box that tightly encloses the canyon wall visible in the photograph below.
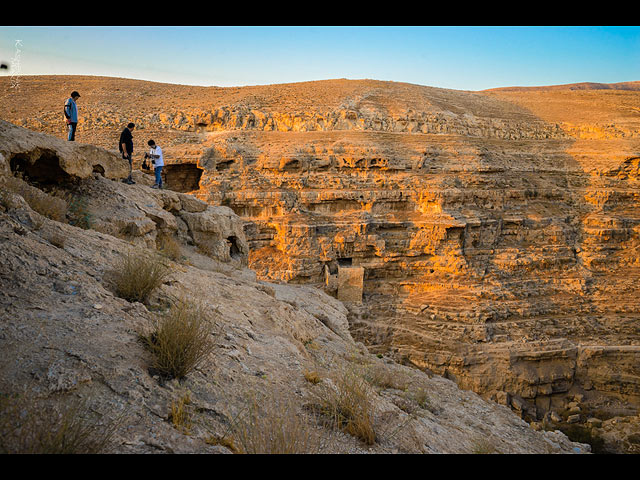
[1,77,639,450]
[191,126,640,429]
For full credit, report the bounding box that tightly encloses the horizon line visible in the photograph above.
[4,73,640,93]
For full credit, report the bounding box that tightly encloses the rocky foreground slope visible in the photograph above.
[2,75,639,452]
[0,120,590,453]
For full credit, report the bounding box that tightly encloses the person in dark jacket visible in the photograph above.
[119,123,136,184]
[64,91,80,141]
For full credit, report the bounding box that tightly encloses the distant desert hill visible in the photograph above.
[2,75,640,150]
[484,80,640,92]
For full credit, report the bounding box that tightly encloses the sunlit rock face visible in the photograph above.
[191,126,640,426]
[2,77,639,445]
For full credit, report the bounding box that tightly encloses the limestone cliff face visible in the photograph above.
[0,120,593,454]
[1,76,639,452]
[191,126,640,433]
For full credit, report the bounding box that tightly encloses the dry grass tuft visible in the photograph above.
[471,437,501,454]
[156,233,183,262]
[141,298,215,380]
[109,251,170,304]
[411,386,431,410]
[363,362,410,391]
[169,392,193,434]
[303,370,322,385]
[229,396,322,454]
[0,393,119,454]
[206,434,239,453]
[307,366,377,445]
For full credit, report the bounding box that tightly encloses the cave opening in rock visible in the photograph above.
[216,159,234,172]
[162,163,204,193]
[281,158,300,172]
[338,257,353,267]
[9,151,72,186]
[227,235,242,260]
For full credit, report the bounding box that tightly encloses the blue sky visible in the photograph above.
[1,26,639,91]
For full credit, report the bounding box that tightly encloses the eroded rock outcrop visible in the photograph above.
[0,119,129,182]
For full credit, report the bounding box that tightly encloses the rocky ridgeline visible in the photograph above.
[11,95,572,141]
[1,76,639,453]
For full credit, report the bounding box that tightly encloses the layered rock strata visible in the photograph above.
[1,77,639,452]
[189,128,640,433]
[0,120,592,454]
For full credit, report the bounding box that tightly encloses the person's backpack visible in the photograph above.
[63,100,71,123]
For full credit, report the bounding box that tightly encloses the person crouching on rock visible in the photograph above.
[119,123,136,184]
[145,140,164,189]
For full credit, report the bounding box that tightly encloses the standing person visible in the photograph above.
[64,91,80,141]
[145,139,164,189]
[119,123,136,184]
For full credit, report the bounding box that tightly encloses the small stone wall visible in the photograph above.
[337,265,364,303]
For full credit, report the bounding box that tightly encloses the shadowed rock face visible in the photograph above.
[0,120,130,183]
[1,76,639,451]
[161,163,203,193]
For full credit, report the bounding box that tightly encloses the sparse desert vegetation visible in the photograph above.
[0,392,120,454]
[307,365,377,445]
[140,298,216,380]
[108,251,170,304]
[156,232,183,262]
[226,396,323,454]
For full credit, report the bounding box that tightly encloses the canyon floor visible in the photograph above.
[1,75,639,453]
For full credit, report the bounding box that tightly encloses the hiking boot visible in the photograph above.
[151,184,159,189]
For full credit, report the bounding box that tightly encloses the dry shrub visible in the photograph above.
[109,251,170,304]
[169,392,193,434]
[307,366,377,445]
[206,434,239,453]
[0,175,67,222]
[0,393,119,454]
[303,370,321,385]
[48,231,66,249]
[363,362,410,391]
[229,396,322,454]
[411,386,431,410]
[156,233,183,262]
[471,437,501,454]
[141,298,215,380]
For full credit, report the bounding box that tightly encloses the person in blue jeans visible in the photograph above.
[64,91,80,141]
[145,140,164,189]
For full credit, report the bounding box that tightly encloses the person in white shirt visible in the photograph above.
[145,140,164,189]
